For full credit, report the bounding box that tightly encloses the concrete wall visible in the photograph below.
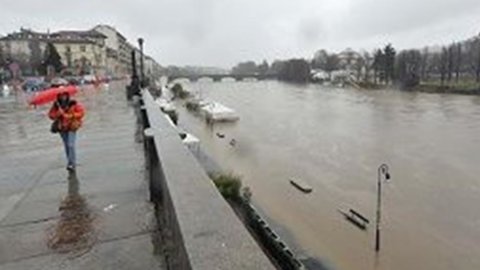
[140,90,276,270]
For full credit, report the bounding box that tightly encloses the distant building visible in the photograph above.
[144,55,162,78]
[0,28,107,76]
[337,48,362,71]
[0,25,161,78]
[92,25,133,76]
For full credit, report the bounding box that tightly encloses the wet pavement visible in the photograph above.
[0,81,165,269]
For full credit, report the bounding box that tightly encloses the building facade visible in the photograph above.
[92,24,132,76]
[0,26,161,79]
[0,28,107,76]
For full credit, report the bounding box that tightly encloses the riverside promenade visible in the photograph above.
[0,81,166,269]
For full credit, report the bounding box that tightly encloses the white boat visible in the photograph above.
[155,97,176,113]
[200,102,239,122]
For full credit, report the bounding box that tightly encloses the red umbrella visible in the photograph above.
[29,85,78,106]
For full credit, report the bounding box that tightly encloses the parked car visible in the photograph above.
[22,78,48,92]
[50,77,69,88]
[81,75,97,84]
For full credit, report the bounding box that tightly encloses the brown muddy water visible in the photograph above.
[174,80,480,270]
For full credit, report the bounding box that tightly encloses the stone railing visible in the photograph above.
[139,90,276,270]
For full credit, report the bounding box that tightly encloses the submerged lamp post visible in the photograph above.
[375,164,391,252]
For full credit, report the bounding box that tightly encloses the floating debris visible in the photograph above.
[103,203,117,212]
[337,208,369,231]
[289,178,313,193]
[216,132,225,138]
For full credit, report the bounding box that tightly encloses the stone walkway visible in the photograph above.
[0,82,165,269]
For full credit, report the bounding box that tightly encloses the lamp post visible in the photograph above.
[375,164,390,252]
[137,38,145,86]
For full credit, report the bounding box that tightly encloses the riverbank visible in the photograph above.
[411,83,480,95]
[355,81,480,95]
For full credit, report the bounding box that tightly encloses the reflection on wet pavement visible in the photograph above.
[47,171,96,254]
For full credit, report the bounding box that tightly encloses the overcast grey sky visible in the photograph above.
[1,0,480,67]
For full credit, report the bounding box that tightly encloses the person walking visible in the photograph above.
[48,91,85,171]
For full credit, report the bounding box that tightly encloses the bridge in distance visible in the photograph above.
[167,73,277,82]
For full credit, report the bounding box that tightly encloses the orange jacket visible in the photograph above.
[48,101,85,132]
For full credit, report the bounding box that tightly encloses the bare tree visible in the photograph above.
[312,49,329,70]
[353,56,365,81]
[440,47,450,86]
[454,42,462,83]
[373,49,384,84]
[420,47,429,82]
[324,53,340,80]
[475,39,480,83]
[447,44,455,83]
[465,37,480,83]
[363,51,373,83]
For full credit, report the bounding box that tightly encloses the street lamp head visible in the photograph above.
[379,164,390,180]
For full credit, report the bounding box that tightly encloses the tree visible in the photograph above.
[278,59,311,83]
[41,42,63,76]
[353,55,365,81]
[231,61,258,75]
[0,45,5,68]
[439,47,448,86]
[362,51,373,83]
[465,38,480,83]
[476,39,480,83]
[373,49,384,84]
[257,60,269,75]
[324,54,340,79]
[395,49,422,88]
[454,43,462,83]
[268,60,286,76]
[383,44,396,84]
[28,39,42,76]
[311,49,329,70]
[447,43,455,82]
[420,47,429,81]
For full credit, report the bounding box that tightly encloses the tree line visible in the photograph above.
[231,59,311,83]
[230,33,480,87]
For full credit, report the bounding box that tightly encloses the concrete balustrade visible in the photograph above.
[140,90,276,270]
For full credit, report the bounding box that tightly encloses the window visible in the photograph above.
[80,45,86,52]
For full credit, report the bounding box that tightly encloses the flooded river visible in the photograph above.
[175,80,480,270]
